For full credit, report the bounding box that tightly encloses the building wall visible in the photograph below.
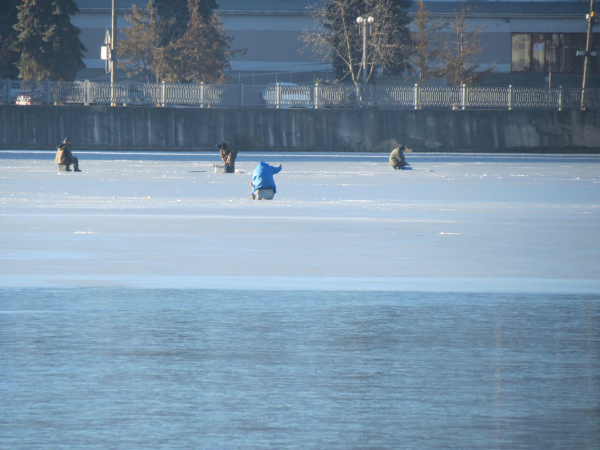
[69,2,593,82]
[1,105,598,153]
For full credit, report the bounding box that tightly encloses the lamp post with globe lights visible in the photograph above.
[356,16,374,88]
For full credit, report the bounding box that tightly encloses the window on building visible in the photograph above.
[511,33,599,73]
[532,33,546,72]
[512,34,531,72]
[559,34,574,72]
[545,34,559,73]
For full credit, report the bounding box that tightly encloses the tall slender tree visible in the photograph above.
[438,6,494,86]
[303,0,412,85]
[118,0,244,84]
[167,0,237,83]
[0,0,20,79]
[118,1,170,82]
[411,0,447,86]
[13,0,86,81]
[153,0,216,44]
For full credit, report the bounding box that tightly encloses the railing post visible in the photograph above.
[5,80,10,104]
[84,80,90,106]
[508,85,513,110]
[124,80,129,106]
[161,80,166,107]
[276,82,281,109]
[240,83,244,108]
[558,86,563,111]
[461,84,466,110]
[314,83,319,109]
[414,84,420,110]
[44,79,50,104]
[200,81,205,108]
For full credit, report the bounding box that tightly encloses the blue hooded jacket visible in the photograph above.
[252,162,282,194]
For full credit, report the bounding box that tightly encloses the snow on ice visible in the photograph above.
[0,151,599,293]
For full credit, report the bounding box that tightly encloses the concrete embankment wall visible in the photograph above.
[0,105,598,152]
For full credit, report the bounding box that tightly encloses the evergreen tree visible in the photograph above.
[0,0,20,79]
[304,0,412,85]
[13,0,86,81]
[154,0,216,43]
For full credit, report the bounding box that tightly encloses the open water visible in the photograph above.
[1,289,599,449]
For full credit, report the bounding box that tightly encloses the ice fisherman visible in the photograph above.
[217,141,238,173]
[389,145,411,170]
[55,137,81,172]
[251,162,282,199]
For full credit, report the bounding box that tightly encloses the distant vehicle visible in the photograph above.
[262,82,311,108]
[15,90,45,105]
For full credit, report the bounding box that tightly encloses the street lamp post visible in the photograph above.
[111,0,117,106]
[580,0,596,110]
[356,16,374,88]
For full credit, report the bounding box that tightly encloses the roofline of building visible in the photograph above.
[77,1,594,20]
[78,9,588,20]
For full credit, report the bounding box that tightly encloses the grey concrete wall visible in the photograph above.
[0,105,598,153]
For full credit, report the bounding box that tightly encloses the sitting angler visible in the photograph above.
[217,141,238,173]
[251,161,282,200]
[389,145,411,170]
[55,137,82,172]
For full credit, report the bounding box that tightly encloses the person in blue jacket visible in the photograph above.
[251,161,282,199]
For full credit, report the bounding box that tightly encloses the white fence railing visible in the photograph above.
[2,80,599,110]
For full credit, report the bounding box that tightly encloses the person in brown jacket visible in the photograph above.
[389,145,411,170]
[218,141,238,173]
[55,137,81,172]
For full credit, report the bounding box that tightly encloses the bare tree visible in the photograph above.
[438,7,494,86]
[303,0,412,86]
[411,0,447,86]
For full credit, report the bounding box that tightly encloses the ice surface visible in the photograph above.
[1,151,599,293]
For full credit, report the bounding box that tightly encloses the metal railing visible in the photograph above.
[2,80,599,110]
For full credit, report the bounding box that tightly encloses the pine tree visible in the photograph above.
[153,0,216,43]
[304,0,412,85]
[0,0,20,79]
[13,0,86,81]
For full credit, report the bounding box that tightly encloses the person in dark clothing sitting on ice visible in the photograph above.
[55,137,81,172]
[217,141,238,173]
[251,161,282,199]
[389,145,411,170]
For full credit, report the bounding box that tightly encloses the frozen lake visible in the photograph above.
[1,151,599,449]
[0,151,599,293]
